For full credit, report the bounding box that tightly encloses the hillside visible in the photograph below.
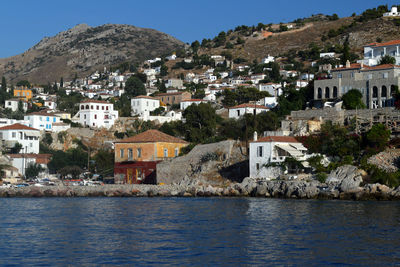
[195,16,400,65]
[0,24,185,84]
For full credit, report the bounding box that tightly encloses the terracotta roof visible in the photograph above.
[115,129,188,144]
[7,154,52,164]
[333,63,400,71]
[230,103,270,109]
[81,99,110,104]
[133,95,158,100]
[182,99,206,102]
[252,136,300,143]
[0,123,39,131]
[365,40,400,47]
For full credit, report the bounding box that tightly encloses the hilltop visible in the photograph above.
[0,24,185,84]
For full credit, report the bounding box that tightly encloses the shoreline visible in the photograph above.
[1,179,399,200]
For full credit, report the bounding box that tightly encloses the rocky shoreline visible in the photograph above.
[1,166,399,200]
[0,179,399,200]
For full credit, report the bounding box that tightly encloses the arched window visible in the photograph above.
[325,87,330,99]
[333,87,338,98]
[382,86,387,97]
[81,105,84,110]
[86,105,89,109]
[317,88,322,99]
[373,86,378,98]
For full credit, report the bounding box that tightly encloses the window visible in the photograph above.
[383,73,388,78]
[12,132,16,138]
[30,143,33,148]
[337,74,342,78]
[137,148,142,158]
[256,163,260,170]
[94,115,97,119]
[46,117,49,122]
[84,115,86,119]
[81,105,84,110]
[128,148,133,160]
[164,148,168,157]
[7,102,11,106]
[91,105,93,109]
[102,106,104,110]
[257,146,263,157]
[53,118,56,122]
[106,106,109,111]
[120,149,124,158]
[237,110,240,116]
[96,105,99,110]
[175,148,179,157]
[147,101,149,106]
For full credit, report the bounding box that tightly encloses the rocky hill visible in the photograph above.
[0,24,185,84]
[196,16,400,64]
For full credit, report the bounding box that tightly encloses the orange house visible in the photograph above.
[114,129,188,184]
[14,87,33,101]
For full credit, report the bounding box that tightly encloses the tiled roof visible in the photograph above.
[252,136,299,143]
[333,63,400,71]
[81,99,110,104]
[230,103,270,109]
[182,99,206,102]
[0,123,39,131]
[133,95,158,100]
[365,40,400,47]
[115,129,188,144]
[7,154,52,164]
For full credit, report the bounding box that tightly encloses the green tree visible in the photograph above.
[112,94,131,117]
[366,124,391,152]
[191,40,200,53]
[341,38,350,65]
[183,103,218,143]
[16,80,31,88]
[42,133,53,146]
[93,149,114,176]
[342,89,366,109]
[1,77,6,90]
[160,65,169,77]
[60,77,64,88]
[379,55,396,65]
[124,76,146,97]
[10,143,23,154]
[25,163,44,179]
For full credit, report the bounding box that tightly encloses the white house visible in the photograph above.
[139,110,182,124]
[44,99,57,110]
[300,73,315,80]
[258,83,283,97]
[0,124,40,154]
[358,39,400,66]
[166,54,177,60]
[165,79,184,89]
[320,52,336,58]
[295,80,309,88]
[75,100,118,129]
[131,95,160,116]
[5,99,28,112]
[228,103,269,119]
[257,97,278,108]
[383,6,400,17]
[180,99,207,110]
[7,153,51,178]
[24,112,62,132]
[249,135,307,179]
[261,55,275,64]
[0,118,30,128]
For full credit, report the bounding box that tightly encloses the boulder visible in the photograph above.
[326,165,364,192]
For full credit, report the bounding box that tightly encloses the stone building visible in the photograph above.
[314,62,400,109]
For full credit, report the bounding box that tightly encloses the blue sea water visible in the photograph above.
[0,198,400,266]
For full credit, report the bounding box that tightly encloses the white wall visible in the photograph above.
[131,98,160,116]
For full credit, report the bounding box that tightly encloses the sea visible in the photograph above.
[0,197,399,266]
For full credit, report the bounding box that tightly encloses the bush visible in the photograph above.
[200,152,218,163]
[316,172,327,183]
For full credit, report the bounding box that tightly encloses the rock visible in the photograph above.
[326,165,364,192]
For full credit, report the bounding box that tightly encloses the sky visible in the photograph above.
[0,0,398,58]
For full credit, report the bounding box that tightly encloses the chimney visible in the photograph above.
[346,60,351,68]
[253,131,258,141]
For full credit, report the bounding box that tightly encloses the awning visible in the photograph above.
[289,143,307,151]
[275,144,304,158]
[24,131,40,137]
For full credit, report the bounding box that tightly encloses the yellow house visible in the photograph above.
[14,87,33,101]
[114,129,188,184]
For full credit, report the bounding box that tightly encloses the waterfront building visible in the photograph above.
[114,129,188,184]
[75,100,118,129]
[0,123,40,154]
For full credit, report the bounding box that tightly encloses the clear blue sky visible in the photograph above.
[0,0,398,58]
